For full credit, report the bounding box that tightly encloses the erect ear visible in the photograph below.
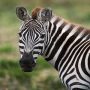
[44,8,52,20]
[16,7,31,21]
[37,8,53,22]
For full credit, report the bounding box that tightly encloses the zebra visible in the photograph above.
[16,7,90,90]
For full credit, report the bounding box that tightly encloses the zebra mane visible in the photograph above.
[31,7,90,32]
[31,7,68,23]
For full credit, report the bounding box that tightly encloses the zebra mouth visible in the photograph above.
[22,66,33,72]
[19,51,36,72]
[19,59,36,72]
[20,63,35,72]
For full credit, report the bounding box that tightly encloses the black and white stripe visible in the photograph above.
[18,19,46,60]
[18,15,90,89]
[43,16,90,90]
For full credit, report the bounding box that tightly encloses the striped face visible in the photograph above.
[16,7,47,72]
[18,19,46,71]
[19,19,45,58]
[16,7,51,72]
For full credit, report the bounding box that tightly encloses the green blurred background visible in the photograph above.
[0,0,90,90]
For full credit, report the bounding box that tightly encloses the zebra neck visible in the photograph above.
[43,16,90,71]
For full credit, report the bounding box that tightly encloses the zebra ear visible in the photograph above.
[38,8,53,22]
[44,8,52,21]
[16,7,31,21]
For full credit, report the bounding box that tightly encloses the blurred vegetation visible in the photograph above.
[0,0,90,90]
[0,58,64,90]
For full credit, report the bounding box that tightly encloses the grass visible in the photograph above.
[0,59,65,90]
[0,44,15,53]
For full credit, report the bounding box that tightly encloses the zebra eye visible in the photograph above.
[40,34,45,38]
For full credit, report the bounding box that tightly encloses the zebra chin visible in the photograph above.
[19,51,36,72]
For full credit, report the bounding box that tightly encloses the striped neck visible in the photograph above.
[43,16,90,70]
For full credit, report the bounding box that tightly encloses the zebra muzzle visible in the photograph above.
[19,51,36,72]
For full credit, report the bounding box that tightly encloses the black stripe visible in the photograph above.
[23,30,28,41]
[19,46,24,49]
[48,22,52,33]
[55,24,74,70]
[81,45,90,78]
[20,27,27,34]
[34,46,43,50]
[20,51,23,55]
[54,17,60,24]
[33,51,40,55]
[70,82,89,89]
[59,31,84,73]
[45,22,67,57]
[58,28,89,73]
[88,53,90,71]
[35,40,44,45]
[66,75,76,87]
[19,40,24,44]
[50,18,60,37]
[61,41,89,79]
[60,30,90,74]
[75,41,90,83]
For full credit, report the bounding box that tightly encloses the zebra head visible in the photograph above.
[16,7,50,72]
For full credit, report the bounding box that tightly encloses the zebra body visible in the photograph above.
[44,16,90,89]
[16,7,90,90]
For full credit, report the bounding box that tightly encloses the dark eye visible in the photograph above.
[41,34,45,38]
